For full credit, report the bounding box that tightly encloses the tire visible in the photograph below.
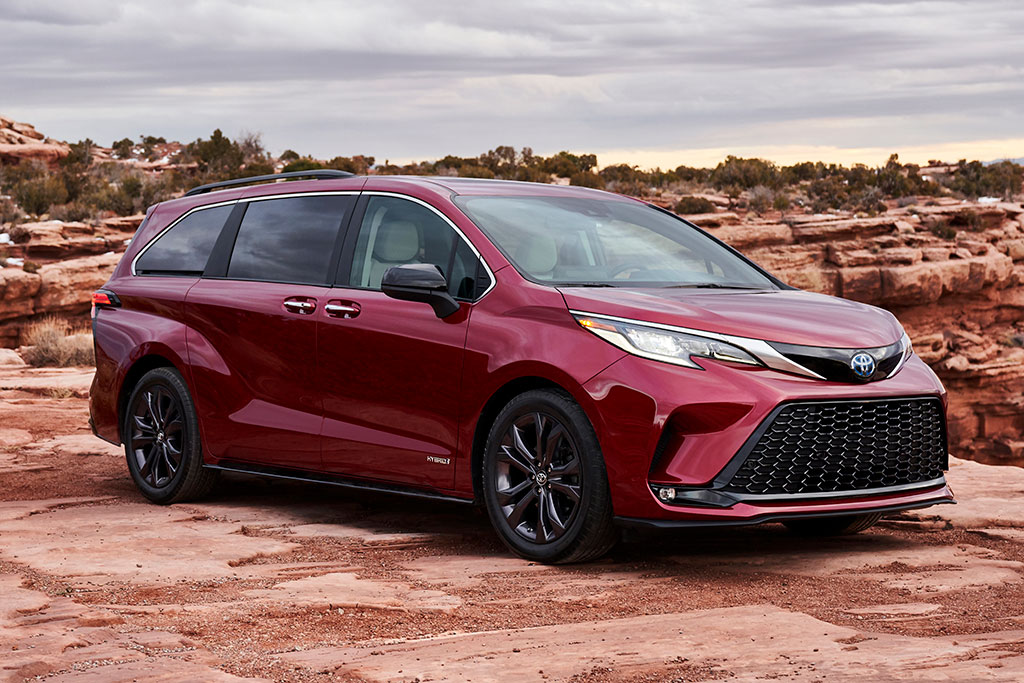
[783,512,883,536]
[123,367,217,504]
[482,388,618,563]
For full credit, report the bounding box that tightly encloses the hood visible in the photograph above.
[558,287,903,349]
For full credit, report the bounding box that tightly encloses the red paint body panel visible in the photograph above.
[185,279,324,469]
[90,175,955,528]
[318,289,469,489]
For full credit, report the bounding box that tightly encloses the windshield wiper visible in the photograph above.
[556,282,619,287]
[665,283,766,290]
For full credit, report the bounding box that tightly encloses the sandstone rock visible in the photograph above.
[894,220,916,234]
[881,263,943,303]
[1005,239,1024,261]
[921,246,951,262]
[686,211,740,227]
[0,348,23,365]
[34,252,120,314]
[943,354,970,372]
[839,266,882,302]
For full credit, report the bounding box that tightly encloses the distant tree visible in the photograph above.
[279,149,300,162]
[282,158,323,173]
[569,171,603,188]
[710,156,780,190]
[112,138,134,159]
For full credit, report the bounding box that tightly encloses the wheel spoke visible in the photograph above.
[536,488,549,543]
[549,480,581,504]
[551,454,580,477]
[510,424,536,467]
[496,478,531,506]
[498,442,534,476]
[162,444,178,476]
[545,489,567,535]
[532,413,547,464]
[144,391,159,427]
[505,487,537,528]
[133,414,156,434]
[163,418,183,436]
[139,445,157,483]
[541,423,566,469]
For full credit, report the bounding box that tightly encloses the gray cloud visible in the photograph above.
[1,0,1022,163]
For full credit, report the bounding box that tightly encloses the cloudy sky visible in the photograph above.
[2,0,1022,168]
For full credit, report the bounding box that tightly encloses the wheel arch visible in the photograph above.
[116,354,181,442]
[469,374,596,503]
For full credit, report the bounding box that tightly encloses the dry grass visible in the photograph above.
[21,316,94,367]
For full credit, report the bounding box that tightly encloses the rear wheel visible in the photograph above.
[123,367,217,504]
[783,512,883,536]
[482,389,618,563]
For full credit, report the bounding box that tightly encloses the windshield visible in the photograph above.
[454,195,777,288]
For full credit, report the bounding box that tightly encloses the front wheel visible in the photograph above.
[123,367,217,504]
[783,512,883,536]
[482,389,618,563]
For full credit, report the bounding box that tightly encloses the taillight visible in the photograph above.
[91,289,121,318]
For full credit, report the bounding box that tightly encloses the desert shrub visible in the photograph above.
[929,219,957,240]
[0,197,22,224]
[22,260,40,273]
[22,317,94,367]
[949,210,983,230]
[49,202,93,222]
[674,196,715,214]
[457,164,495,179]
[8,223,32,244]
[569,171,603,188]
[773,193,791,213]
[279,149,300,162]
[282,158,323,173]
[14,176,68,215]
[86,184,134,216]
[748,185,774,215]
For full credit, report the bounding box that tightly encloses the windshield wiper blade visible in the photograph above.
[666,283,765,290]
[556,282,618,287]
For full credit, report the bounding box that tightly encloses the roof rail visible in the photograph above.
[184,170,355,197]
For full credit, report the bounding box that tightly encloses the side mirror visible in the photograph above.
[381,264,461,318]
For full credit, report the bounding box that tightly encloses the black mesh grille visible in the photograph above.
[723,398,947,496]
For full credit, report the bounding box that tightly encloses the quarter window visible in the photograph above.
[227,196,351,285]
[135,204,233,275]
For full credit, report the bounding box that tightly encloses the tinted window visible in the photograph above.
[228,196,350,285]
[135,204,232,274]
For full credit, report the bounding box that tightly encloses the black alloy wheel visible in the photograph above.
[129,384,184,488]
[495,411,583,544]
[483,388,617,563]
[124,367,217,504]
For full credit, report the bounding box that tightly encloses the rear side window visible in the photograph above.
[135,204,232,275]
[227,196,351,285]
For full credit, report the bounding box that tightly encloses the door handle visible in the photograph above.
[324,302,361,319]
[283,299,316,314]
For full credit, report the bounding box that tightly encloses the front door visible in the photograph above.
[318,194,489,489]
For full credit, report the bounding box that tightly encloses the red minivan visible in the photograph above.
[89,170,953,562]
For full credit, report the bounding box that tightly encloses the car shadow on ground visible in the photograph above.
[182,472,925,575]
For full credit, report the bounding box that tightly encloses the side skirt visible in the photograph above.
[204,461,474,505]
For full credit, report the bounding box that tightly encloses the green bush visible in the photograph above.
[674,196,715,214]
[15,176,68,215]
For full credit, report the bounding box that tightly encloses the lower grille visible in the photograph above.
[723,398,947,496]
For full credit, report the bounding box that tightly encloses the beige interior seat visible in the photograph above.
[514,233,558,280]
[369,220,421,287]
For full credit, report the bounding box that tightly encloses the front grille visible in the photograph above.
[723,398,947,496]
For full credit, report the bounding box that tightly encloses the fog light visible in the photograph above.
[657,487,676,502]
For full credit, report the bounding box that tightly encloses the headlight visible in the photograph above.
[573,313,762,370]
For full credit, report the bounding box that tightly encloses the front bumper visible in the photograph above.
[582,351,952,522]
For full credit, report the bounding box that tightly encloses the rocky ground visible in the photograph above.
[2,364,1024,682]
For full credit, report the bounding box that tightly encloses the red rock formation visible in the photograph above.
[692,200,1024,466]
[0,115,70,166]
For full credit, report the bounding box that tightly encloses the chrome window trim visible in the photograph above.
[130,199,238,276]
[568,309,829,380]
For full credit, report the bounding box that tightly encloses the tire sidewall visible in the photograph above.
[123,367,200,504]
[482,389,608,562]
